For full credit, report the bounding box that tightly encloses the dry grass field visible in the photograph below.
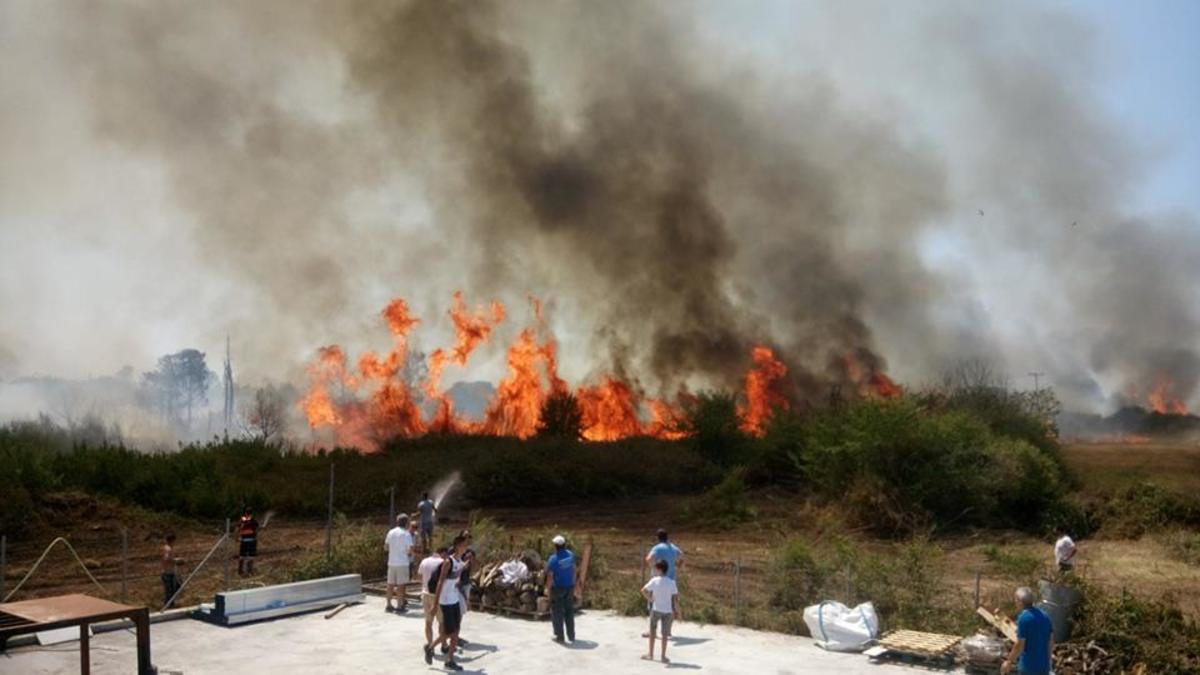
[1061,439,1200,495]
[6,440,1200,632]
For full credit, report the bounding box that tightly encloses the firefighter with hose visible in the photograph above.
[236,506,260,576]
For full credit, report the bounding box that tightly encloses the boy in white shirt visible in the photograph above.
[384,514,415,612]
[641,559,680,663]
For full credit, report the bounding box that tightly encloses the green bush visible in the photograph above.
[766,536,968,634]
[1069,576,1200,674]
[681,467,756,529]
[288,517,386,582]
[1162,529,1200,566]
[686,391,747,467]
[776,398,1067,534]
[1101,483,1200,538]
[769,540,826,611]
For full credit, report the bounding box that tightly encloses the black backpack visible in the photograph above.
[427,559,455,594]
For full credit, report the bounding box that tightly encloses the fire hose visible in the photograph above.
[3,536,110,602]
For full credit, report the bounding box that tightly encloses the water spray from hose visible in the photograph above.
[432,471,462,510]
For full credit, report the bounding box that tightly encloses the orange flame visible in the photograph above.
[739,345,789,436]
[482,328,551,438]
[577,377,643,441]
[301,296,906,448]
[645,397,690,440]
[425,292,506,431]
[1146,374,1188,415]
[300,300,425,448]
[841,351,902,399]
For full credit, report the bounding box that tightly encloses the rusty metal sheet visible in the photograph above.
[0,594,137,625]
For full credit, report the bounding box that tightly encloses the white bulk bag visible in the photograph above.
[803,601,879,652]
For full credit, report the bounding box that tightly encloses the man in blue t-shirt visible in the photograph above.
[545,535,576,643]
[1002,586,1054,675]
[645,529,683,580]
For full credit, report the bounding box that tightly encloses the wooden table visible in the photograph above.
[0,593,152,674]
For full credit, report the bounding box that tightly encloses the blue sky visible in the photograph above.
[1062,0,1200,216]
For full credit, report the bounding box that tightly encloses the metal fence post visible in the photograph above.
[121,528,128,604]
[733,557,742,617]
[974,571,982,608]
[223,518,231,590]
[325,462,335,558]
[1,534,7,601]
[388,485,395,527]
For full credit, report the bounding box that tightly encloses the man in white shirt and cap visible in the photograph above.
[1054,530,1077,573]
[384,514,415,612]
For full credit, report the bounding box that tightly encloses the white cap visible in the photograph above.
[552,535,566,546]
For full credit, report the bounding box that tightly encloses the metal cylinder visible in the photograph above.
[121,528,128,604]
[223,518,231,590]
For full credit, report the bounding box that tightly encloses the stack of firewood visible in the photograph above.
[473,552,547,614]
[1052,641,1122,674]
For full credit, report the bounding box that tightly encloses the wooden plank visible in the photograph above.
[976,607,1018,643]
[576,540,594,602]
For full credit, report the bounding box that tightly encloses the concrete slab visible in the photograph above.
[0,595,960,674]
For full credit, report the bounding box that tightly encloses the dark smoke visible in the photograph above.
[3,0,1198,412]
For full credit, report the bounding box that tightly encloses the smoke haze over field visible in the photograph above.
[2,0,1198,415]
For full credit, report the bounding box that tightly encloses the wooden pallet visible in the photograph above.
[879,629,962,658]
[470,598,550,621]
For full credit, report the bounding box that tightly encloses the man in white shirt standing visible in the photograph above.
[385,514,415,613]
[1055,530,1077,573]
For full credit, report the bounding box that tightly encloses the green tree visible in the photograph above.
[537,390,583,439]
[687,390,743,465]
[141,349,214,428]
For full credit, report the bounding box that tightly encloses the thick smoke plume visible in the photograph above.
[2,0,1197,416]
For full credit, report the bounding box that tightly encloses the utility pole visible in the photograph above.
[325,462,335,558]
[388,485,395,528]
[1028,371,1045,391]
[223,335,234,439]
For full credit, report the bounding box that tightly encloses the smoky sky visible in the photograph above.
[1,0,1197,412]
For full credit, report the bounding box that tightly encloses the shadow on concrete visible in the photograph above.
[461,641,499,653]
[564,639,599,650]
[665,662,702,670]
[670,637,711,647]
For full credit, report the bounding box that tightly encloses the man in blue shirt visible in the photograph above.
[1002,586,1054,675]
[646,529,683,580]
[545,534,576,643]
[416,493,437,553]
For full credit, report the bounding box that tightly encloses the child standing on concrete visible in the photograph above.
[641,559,680,663]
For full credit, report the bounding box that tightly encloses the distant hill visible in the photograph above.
[447,381,495,421]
